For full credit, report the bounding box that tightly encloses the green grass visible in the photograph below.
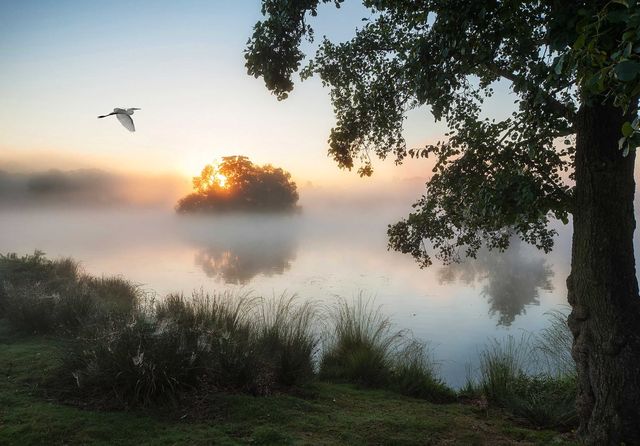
[474,317,577,430]
[319,296,455,403]
[0,322,576,445]
[0,253,579,443]
[0,251,139,334]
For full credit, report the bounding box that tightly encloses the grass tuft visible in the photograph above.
[320,295,400,387]
[475,311,577,429]
[320,295,454,402]
[256,294,318,387]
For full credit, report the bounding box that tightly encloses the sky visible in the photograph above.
[0,0,516,189]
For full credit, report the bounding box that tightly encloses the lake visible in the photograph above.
[0,203,576,387]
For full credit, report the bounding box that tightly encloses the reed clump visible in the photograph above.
[60,291,320,406]
[319,295,455,403]
[469,310,577,429]
[0,252,139,334]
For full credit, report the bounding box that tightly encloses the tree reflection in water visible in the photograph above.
[438,239,553,326]
[183,215,299,285]
[195,237,296,284]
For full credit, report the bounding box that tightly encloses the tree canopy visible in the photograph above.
[245,0,639,265]
[176,156,299,213]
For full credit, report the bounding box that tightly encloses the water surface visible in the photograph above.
[0,205,573,386]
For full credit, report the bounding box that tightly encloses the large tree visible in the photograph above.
[245,1,640,443]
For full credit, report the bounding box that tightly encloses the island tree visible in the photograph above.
[176,156,299,212]
[245,1,640,443]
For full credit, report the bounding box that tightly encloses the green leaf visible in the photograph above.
[573,34,586,50]
[614,60,640,81]
[624,42,633,58]
[554,55,565,75]
[619,136,627,151]
[622,121,634,137]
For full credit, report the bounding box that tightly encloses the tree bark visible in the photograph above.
[568,103,640,445]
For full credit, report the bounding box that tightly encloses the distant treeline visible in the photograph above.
[0,168,185,207]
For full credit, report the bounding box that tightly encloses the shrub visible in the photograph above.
[2,283,58,333]
[82,276,140,317]
[0,252,140,334]
[504,375,577,429]
[0,251,79,315]
[61,291,321,406]
[155,291,262,393]
[63,312,209,406]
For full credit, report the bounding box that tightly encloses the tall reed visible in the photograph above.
[320,295,401,386]
[320,294,454,402]
[475,310,577,429]
[255,294,318,387]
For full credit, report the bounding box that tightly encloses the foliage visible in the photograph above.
[176,155,299,213]
[0,252,138,334]
[61,291,320,405]
[505,375,578,430]
[567,0,640,154]
[245,1,639,265]
[0,251,79,313]
[478,334,538,404]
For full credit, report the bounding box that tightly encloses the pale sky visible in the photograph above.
[0,0,515,187]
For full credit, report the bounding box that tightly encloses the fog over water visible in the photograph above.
[0,168,596,386]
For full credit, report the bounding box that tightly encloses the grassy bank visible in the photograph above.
[0,323,576,445]
[0,252,578,444]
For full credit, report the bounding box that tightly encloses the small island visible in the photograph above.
[176,156,299,213]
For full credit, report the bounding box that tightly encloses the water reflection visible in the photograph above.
[181,215,299,285]
[439,240,554,326]
[195,238,296,284]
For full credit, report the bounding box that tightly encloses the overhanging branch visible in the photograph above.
[487,64,576,123]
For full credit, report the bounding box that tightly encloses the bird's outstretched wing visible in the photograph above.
[116,113,135,132]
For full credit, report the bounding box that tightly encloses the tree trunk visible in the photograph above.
[568,103,640,444]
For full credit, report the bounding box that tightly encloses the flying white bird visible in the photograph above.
[97,108,141,132]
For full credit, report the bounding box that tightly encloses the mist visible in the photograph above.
[0,163,575,387]
[0,167,189,208]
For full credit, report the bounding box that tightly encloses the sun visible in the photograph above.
[217,173,228,188]
[206,163,229,189]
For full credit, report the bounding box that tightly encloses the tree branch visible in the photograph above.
[487,64,576,123]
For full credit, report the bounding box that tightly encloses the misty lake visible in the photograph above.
[0,203,575,387]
